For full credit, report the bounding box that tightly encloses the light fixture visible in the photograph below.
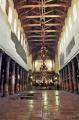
[40,45,47,61]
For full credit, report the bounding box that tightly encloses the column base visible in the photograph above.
[15,84,20,94]
[3,84,9,96]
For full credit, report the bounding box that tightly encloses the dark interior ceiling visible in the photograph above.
[13,0,71,60]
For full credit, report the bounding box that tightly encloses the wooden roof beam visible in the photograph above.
[27,35,58,38]
[17,4,68,10]
[15,0,39,6]
[19,8,35,17]
[25,30,60,33]
[28,39,56,42]
[30,0,40,4]
[29,43,56,45]
[45,0,54,4]
[14,0,26,4]
[44,9,54,15]
[45,0,70,4]
[23,23,62,27]
[21,15,64,20]
[45,18,53,24]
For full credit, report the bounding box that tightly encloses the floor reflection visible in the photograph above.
[29,100,34,110]
[55,91,59,106]
[43,92,48,106]
[0,90,79,120]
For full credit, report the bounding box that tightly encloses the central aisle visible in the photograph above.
[0,90,79,120]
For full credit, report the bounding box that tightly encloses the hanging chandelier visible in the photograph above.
[39,0,48,80]
[40,62,47,72]
[40,45,47,61]
[39,0,48,61]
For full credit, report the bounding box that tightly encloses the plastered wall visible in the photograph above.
[58,0,79,69]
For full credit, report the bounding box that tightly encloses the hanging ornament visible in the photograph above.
[40,45,47,61]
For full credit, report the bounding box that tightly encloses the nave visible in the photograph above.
[0,90,79,120]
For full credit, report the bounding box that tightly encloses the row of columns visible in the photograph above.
[0,49,28,96]
[60,54,79,93]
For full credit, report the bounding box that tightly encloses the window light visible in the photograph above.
[18,27,20,40]
[69,17,72,30]
[14,19,17,33]
[66,27,68,38]
[73,4,77,22]
[8,7,12,24]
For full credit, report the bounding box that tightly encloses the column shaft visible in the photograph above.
[11,61,15,95]
[68,64,73,92]
[16,65,20,93]
[20,67,22,92]
[63,68,66,90]
[4,56,10,96]
[22,69,24,91]
[0,49,3,93]
[76,55,79,92]
[72,60,78,92]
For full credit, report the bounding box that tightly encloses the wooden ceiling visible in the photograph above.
[13,0,71,60]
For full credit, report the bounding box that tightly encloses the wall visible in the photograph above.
[54,53,59,73]
[27,54,33,70]
[58,0,79,69]
[35,59,53,72]
[0,2,28,70]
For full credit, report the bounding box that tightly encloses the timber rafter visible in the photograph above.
[13,0,71,59]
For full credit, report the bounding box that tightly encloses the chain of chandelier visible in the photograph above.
[40,0,48,73]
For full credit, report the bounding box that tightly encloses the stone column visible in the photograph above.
[66,66,70,91]
[24,70,26,90]
[68,63,73,92]
[62,68,66,90]
[23,70,25,91]
[16,65,20,93]
[60,70,63,90]
[72,60,78,92]
[3,56,10,96]
[24,70,25,90]
[76,54,79,92]
[20,67,22,92]
[64,67,67,90]
[24,71,27,90]
[0,49,3,93]
[11,61,15,95]
[22,69,24,91]
[19,67,21,92]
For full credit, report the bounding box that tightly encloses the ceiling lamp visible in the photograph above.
[40,62,47,71]
[40,62,47,77]
[40,45,47,61]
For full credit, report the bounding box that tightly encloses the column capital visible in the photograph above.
[6,55,11,62]
[0,49,4,53]
[76,54,79,61]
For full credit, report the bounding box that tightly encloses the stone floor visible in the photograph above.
[0,90,79,120]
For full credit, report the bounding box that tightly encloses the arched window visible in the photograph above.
[14,18,17,34]
[66,27,68,38]
[69,17,72,30]
[73,4,77,22]
[8,7,12,24]
[21,33,23,45]
[18,27,20,40]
